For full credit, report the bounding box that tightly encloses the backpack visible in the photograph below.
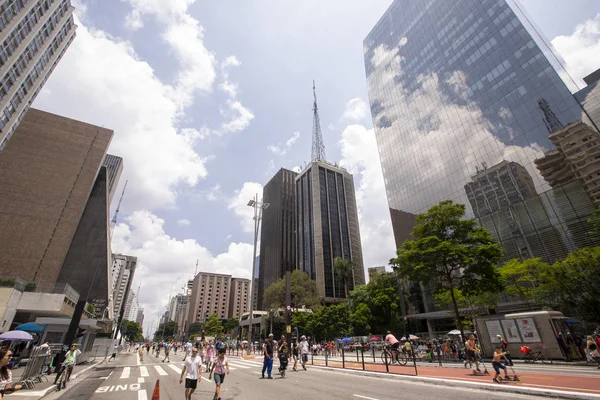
[590,343,598,351]
[215,341,222,351]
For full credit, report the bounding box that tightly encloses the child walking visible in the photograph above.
[209,348,230,400]
[492,346,510,383]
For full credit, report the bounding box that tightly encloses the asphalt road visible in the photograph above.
[42,352,554,400]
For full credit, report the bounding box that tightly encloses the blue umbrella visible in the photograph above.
[15,322,45,333]
[341,337,352,342]
[0,330,33,341]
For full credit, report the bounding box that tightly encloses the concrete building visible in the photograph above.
[296,160,365,303]
[367,266,386,279]
[187,272,232,325]
[102,154,123,204]
[364,0,599,334]
[574,70,600,133]
[136,308,144,326]
[464,161,537,218]
[229,278,250,320]
[110,254,137,321]
[123,291,139,322]
[535,121,600,203]
[0,108,113,287]
[0,0,76,148]
[258,168,297,309]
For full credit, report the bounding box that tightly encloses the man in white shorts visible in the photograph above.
[180,347,202,400]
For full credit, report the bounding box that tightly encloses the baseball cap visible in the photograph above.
[268,333,274,337]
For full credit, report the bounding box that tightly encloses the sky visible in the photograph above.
[31,0,600,336]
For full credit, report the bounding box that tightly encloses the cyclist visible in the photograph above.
[385,331,400,362]
[53,344,81,387]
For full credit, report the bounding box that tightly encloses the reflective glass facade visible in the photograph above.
[0,0,76,149]
[365,0,600,264]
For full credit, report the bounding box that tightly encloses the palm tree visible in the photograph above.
[333,257,354,300]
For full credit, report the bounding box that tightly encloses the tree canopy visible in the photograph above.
[392,200,503,339]
[499,257,547,310]
[122,320,144,342]
[204,313,223,336]
[154,321,177,341]
[188,321,203,335]
[263,270,319,310]
[333,257,354,299]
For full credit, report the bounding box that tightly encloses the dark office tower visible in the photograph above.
[0,108,113,285]
[0,0,77,149]
[464,160,536,218]
[257,168,297,309]
[296,160,365,303]
[102,154,123,204]
[365,0,600,330]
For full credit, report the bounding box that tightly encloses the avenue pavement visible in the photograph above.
[28,352,600,400]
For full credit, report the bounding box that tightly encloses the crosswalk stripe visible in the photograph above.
[137,389,147,400]
[121,367,130,379]
[228,362,250,369]
[140,366,149,377]
[154,365,168,376]
[168,364,182,375]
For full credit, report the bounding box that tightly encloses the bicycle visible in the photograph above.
[520,345,553,364]
[380,345,408,366]
[55,363,73,391]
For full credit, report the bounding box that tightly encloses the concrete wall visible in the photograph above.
[0,108,113,285]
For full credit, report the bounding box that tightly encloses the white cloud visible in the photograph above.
[220,100,255,133]
[227,182,264,233]
[221,56,241,69]
[341,97,369,122]
[176,219,191,226]
[551,13,600,85]
[338,124,396,273]
[219,81,238,98]
[267,131,301,156]
[34,15,210,210]
[112,211,253,333]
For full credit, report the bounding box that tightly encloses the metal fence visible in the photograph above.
[17,345,53,389]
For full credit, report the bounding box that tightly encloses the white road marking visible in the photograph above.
[353,395,380,400]
[120,367,130,379]
[227,362,250,369]
[202,376,211,382]
[168,364,182,374]
[137,389,147,400]
[138,377,145,383]
[154,365,168,376]
[137,353,141,366]
[140,366,149,377]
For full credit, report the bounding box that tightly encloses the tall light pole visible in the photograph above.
[246,193,269,354]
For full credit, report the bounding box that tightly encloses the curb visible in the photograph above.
[308,364,600,400]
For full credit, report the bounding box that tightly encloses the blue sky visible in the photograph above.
[32,0,600,334]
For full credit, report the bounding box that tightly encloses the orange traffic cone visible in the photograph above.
[151,379,159,400]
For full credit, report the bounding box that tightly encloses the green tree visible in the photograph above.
[539,247,600,322]
[349,273,402,334]
[123,320,144,342]
[223,318,239,335]
[154,321,177,340]
[499,258,547,310]
[188,321,203,335]
[588,209,600,236]
[263,270,320,310]
[392,200,503,339]
[333,257,354,299]
[204,313,223,336]
[307,303,351,341]
[351,303,371,336]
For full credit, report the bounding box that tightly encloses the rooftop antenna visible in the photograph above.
[110,180,128,236]
[194,259,198,277]
[311,80,326,162]
[538,98,563,134]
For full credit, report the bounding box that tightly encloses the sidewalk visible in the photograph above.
[6,360,101,400]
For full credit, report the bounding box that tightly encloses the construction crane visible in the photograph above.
[110,180,128,236]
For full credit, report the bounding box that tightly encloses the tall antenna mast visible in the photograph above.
[538,98,563,134]
[194,259,198,277]
[110,180,128,236]
[311,80,326,162]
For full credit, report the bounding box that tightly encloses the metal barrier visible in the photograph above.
[17,345,52,389]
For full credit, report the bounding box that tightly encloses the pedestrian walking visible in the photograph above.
[108,343,118,362]
[206,341,215,372]
[292,339,299,371]
[179,347,202,400]
[299,335,309,371]
[261,334,275,379]
[209,348,230,400]
[162,342,171,363]
[278,335,289,378]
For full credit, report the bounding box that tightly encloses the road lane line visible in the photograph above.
[228,362,250,369]
[120,367,130,379]
[137,353,141,365]
[137,389,147,400]
[353,395,380,400]
[154,365,168,376]
[168,364,182,374]
[202,376,211,382]
[140,366,149,377]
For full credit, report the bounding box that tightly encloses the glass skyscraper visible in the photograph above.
[0,0,76,149]
[365,0,600,329]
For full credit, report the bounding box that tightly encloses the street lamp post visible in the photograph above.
[246,194,269,354]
